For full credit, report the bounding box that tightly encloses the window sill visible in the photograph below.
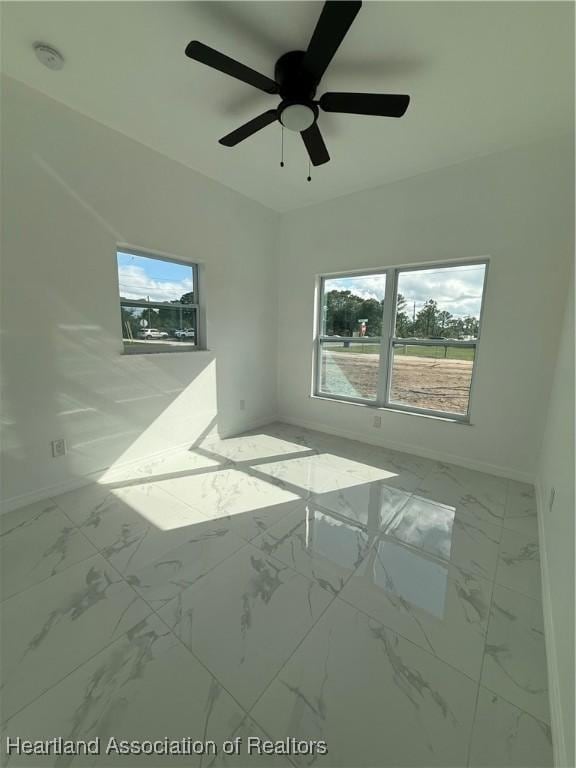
[121,342,209,356]
[310,393,472,425]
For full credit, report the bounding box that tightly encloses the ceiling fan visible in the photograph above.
[185,1,410,167]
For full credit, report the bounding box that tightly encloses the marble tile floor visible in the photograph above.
[0,423,552,767]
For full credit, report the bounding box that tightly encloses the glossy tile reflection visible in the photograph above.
[387,494,501,580]
[0,423,550,767]
[340,539,492,679]
[314,481,412,529]
[254,505,369,594]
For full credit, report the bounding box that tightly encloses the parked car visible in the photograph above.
[174,328,195,339]
[137,328,169,340]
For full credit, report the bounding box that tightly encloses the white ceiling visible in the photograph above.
[1,1,573,212]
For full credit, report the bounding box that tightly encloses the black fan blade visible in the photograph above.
[185,41,278,94]
[320,92,410,117]
[301,2,362,85]
[301,124,330,166]
[219,110,278,147]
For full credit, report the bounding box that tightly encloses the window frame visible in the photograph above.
[116,245,203,354]
[313,259,489,423]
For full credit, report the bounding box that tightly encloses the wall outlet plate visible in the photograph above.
[51,438,66,458]
[373,414,382,428]
[239,399,246,411]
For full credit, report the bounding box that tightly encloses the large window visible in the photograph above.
[116,249,200,354]
[315,261,488,421]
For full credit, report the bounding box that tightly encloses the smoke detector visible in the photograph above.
[33,43,64,70]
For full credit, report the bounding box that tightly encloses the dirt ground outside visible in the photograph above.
[321,351,473,415]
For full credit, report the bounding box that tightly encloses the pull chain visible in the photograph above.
[307,159,312,182]
[280,126,284,168]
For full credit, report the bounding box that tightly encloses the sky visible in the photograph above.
[326,264,486,319]
[117,252,485,319]
[117,252,193,302]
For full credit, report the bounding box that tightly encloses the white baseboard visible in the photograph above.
[216,413,279,440]
[0,413,278,515]
[535,479,567,768]
[278,414,534,483]
[1,475,95,515]
[0,439,194,515]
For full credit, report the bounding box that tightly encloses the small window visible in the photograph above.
[116,249,201,354]
[315,261,488,421]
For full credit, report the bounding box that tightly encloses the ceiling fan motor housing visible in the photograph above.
[275,50,319,131]
[274,51,317,99]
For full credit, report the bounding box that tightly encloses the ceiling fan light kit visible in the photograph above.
[185,1,410,170]
[279,103,316,133]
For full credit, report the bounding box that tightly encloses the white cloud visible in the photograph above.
[326,274,387,301]
[326,266,485,318]
[118,265,193,303]
[398,266,485,318]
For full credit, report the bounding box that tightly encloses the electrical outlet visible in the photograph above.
[239,399,246,411]
[549,487,556,511]
[373,414,381,428]
[51,438,67,458]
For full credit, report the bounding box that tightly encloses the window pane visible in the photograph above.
[395,263,485,340]
[321,274,386,338]
[389,342,475,415]
[120,303,196,348]
[117,252,195,304]
[319,341,380,401]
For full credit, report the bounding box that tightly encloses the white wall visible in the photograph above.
[1,76,279,509]
[276,138,574,480]
[1,76,572,505]
[537,270,575,768]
